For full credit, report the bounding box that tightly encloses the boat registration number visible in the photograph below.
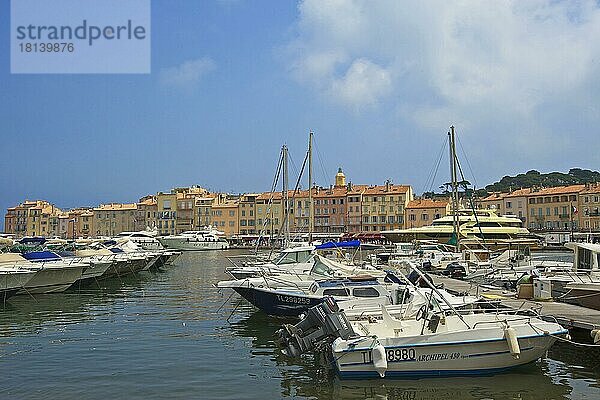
[386,348,416,362]
[276,294,311,305]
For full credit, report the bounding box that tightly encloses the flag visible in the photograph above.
[572,205,578,215]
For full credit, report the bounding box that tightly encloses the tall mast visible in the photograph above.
[282,144,290,247]
[308,131,314,243]
[449,126,460,250]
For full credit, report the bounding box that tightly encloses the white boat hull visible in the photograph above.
[332,315,566,379]
[18,265,86,294]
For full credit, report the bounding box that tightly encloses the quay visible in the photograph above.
[430,275,600,333]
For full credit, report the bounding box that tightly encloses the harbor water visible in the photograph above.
[1,251,599,400]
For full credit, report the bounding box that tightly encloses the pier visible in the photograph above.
[430,275,600,332]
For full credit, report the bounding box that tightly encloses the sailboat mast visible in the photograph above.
[282,144,290,247]
[308,131,314,243]
[449,126,460,250]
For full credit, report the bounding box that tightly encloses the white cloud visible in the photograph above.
[159,57,216,88]
[287,0,600,146]
[329,58,391,109]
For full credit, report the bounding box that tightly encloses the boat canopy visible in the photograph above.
[22,251,61,261]
[315,240,360,250]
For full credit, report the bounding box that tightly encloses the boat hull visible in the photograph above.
[333,331,561,379]
[18,265,86,294]
[234,287,322,317]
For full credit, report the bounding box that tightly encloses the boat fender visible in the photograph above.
[592,329,600,345]
[371,344,388,378]
[504,326,520,359]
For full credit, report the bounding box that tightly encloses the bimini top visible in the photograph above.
[22,251,61,261]
[315,240,361,250]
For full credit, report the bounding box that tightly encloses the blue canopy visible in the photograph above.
[315,240,360,250]
[23,251,61,261]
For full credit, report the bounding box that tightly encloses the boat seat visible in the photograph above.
[380,304,404,336]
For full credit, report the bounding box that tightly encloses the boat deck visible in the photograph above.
[430,275,600,332]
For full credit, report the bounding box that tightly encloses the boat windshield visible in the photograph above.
[274,250,313,265]
[309,258,336,277]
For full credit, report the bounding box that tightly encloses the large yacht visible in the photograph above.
[382,209,536,244]
[159,227,229,251]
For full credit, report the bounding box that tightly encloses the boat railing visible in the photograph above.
[470,315,540,329]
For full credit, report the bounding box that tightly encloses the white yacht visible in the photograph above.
[0,253,87,295]
[116,230,164,251]
[159,227,229,251]
[382,209,537,244]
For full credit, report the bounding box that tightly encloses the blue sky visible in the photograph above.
[2,0,600,231]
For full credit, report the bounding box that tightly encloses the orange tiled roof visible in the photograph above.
[504,188,532,198]
[480,192,507,202]
[362,185,411,196]
[406,199,449,209]
[580,183,600,194]
[527,184,585,196]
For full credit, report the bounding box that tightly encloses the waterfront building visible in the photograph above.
[579,183,600,231]
[93,203,138,237]
[479,192,508,215]
[4,200,61,237]
[136,196,158,231]
[211,200,239,237]
[238,193,259,235]
[361,182,412,232]
[314,186,348,233]
[64,208,94,238]
[405,198,450,229]
[346,183,367,233]
[194,195,216,229]
[256,192,283,237]
[526,185,585,231]
[479,189,530,223]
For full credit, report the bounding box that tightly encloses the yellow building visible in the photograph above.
[361,182,413,232]
[238,193,259,235]
[212,200,239,237]
[4,200,61,237]
[405,198,450,229]
[93,203,138,236]
[136,196,158,231]
[526,185,584,231]
[256,192,284,236]
[346,184,367,233]
[579,183,600,231]
[156,191,179,236]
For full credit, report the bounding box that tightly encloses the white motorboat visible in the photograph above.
[277,267,566,379]
[328,310,566,379]
[159,227,229,251]
[0,253,87,295]
[0,264,37,300]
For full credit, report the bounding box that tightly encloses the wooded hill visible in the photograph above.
[477,168,600,196]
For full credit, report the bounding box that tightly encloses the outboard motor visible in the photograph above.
[276,297,356,357]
